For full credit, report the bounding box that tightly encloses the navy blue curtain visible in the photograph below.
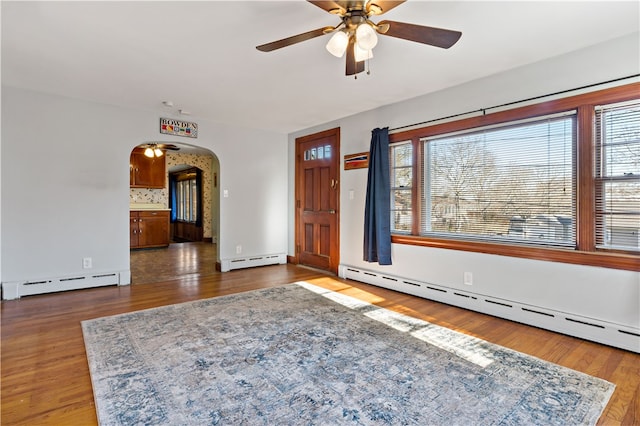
[363,127,392,265]
[169,174,178,222]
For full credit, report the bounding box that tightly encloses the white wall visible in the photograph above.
[288,32,640,330]
[1,86,288,285]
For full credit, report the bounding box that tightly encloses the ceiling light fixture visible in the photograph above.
[355,23,377,50]
[256,1,462,78]
[326,30,349,57]
[354,43,373,62]
[325,15,378,77]
[144,144,164,158]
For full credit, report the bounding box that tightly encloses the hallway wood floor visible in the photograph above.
[129,242,218,284]
[2,243,638,425]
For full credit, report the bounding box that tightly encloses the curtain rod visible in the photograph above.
[389,74,640,133]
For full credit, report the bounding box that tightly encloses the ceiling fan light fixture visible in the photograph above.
[255,1,462,78]
[326,30,349,57]
[355,23,378,50]
[144,147,155,158]
[154,148,163,157]
[354,44,373,62]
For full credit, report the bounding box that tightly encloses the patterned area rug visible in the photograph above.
[82,282,614,425]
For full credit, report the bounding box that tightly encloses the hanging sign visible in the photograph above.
[160,118,198,138]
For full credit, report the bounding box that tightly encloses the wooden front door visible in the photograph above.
[295,128,340,274]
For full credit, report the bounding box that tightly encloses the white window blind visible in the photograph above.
[595,101,640,251]
[421,113,576,247]
[390,141,413,233]
[176,176,198,222]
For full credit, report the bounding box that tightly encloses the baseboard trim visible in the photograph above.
[2,270,128,300]
[219,253,287,272]
[339,264,640,353]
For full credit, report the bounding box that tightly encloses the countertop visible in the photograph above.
[130,203,171,211]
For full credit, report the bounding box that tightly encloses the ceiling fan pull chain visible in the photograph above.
[354,55,358,80]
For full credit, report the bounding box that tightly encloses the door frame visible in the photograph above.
[294,127,340,274]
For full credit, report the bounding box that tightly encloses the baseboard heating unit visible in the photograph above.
[219,253,286,272]
[339,264,639,353]
[2,271,126,300]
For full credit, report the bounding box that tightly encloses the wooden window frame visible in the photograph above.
[173,168,198,224]
[389,82,640,272]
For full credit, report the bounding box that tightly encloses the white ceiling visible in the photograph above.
[2,1,639,135]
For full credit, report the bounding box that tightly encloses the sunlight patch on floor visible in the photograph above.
[296,281,494,368]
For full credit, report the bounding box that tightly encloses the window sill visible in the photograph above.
[391,235,639,272]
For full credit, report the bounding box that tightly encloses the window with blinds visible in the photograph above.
[595,101,640,251]
[176,175,198,223]
[390,141,413,233]
[419,113,577,247]
[386,83,638,270]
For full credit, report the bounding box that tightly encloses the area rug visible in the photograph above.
[82,282,614,425]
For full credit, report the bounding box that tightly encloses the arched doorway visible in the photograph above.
[129,142,220,283]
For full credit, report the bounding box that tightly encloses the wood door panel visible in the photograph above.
[304,223,314,253]
[319,224,331,256]
[304,168,315,211]
[300,212,334,269]
[319,166,331,211]
[295,128,340,274]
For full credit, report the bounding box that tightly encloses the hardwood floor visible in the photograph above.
[2,243,638,425]
[129,241,218,284]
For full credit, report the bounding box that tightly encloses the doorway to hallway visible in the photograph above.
[129,143,221,283]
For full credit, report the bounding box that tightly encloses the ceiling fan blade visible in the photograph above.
[345,35,365,76]
[256,27,333,52]
[366,1,405,15]
[307,1,349,15]
[378,20,462,49]
[159,144,180,151]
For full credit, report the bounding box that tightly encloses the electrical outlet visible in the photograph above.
[464,272,473,285]
[236,245,242,254]
[83,257,93,269]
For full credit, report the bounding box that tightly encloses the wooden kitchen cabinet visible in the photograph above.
[130,210,170,249]
[130,148,166,188]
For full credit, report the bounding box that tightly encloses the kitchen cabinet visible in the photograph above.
[130,148,166,188]
[130,210,170,248]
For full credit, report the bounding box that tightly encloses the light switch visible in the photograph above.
[223,189,229,198]
[349,189,354,200]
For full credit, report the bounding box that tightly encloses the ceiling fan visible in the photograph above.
[138,143,180,158]
[256,0,462,77]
